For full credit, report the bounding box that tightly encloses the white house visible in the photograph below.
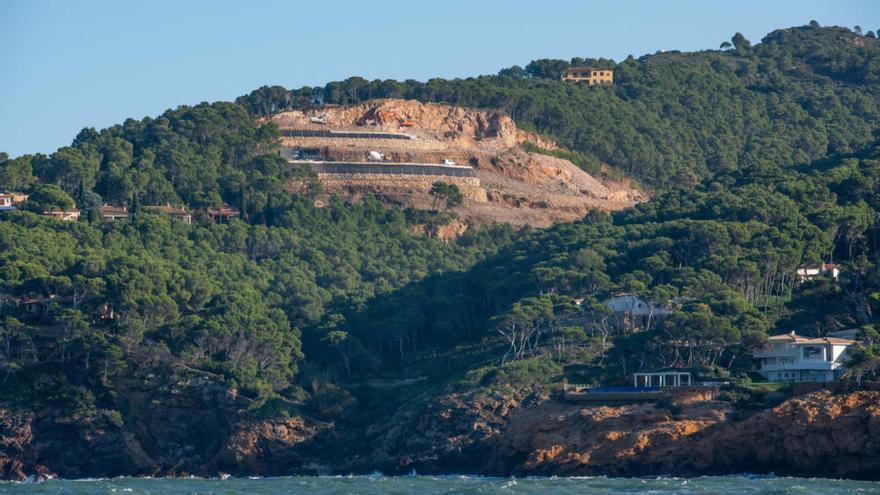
[797,263,840,282]
[604,294,673,330]
[754,332,854,382]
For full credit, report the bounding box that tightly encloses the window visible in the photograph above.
[803,346,823,360]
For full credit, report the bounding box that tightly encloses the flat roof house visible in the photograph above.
[754,332,854,383]
[797,263,840,282]
[562,67,614,85]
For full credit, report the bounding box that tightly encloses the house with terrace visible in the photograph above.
[754,331,854,382]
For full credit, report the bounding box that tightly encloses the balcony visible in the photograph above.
[760,360,839,371]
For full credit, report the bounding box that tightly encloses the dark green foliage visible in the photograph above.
[1,24,879,423]
[239,24,880,190]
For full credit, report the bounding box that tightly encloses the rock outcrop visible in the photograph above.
[357,389,880,480]
[0,387,877,480]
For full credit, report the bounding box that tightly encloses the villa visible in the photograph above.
[754,331,854,382]
[604,293,673,330]
[797,262,840,282]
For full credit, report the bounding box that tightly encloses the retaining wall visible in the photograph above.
[314,173,487,202]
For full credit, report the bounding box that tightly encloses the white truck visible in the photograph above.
[309,116,327,124]
[366,151,385,162]
[441,159,456,166]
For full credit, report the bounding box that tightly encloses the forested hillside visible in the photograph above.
[0,23,878,462]
[241,24,880,189]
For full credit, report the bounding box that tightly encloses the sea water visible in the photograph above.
[0,475,878,495]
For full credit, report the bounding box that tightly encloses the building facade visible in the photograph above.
[604,293,673,330]
[796,262,840,282]
[562,67,614,85]
[754,332,853,382]
[43,209,80,221]
[144,205,192,224]
[100,205,131,222]
[0,194,14,211]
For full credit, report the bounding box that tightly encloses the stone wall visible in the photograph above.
[312,173,487,202]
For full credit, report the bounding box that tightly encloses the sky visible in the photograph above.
[1,0,878,156]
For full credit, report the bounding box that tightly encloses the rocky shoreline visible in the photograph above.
[1,387,878,482]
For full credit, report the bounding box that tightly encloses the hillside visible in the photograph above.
[269,99,642,227]
[0,23,878,480]
[241,24,880,190]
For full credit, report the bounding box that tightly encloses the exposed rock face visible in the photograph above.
[269,99,526,150]
[0,369,328,480]
[357,389,880,480]
[1,386,876,480]
[211,416,332,476]
[489,399,731,476]
[270,99,645,228]
[687,390,880,479]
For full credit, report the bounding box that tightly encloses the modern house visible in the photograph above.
[144,205,192,224]
[100,205,130,222]
[43,209,80,221]
[633,371,692,388]
[754,331,854,382]
[604,293,673,330]
[561,67,614,85]
[797,263,841,282]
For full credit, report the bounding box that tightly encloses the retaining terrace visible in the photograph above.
[286,160,486,202]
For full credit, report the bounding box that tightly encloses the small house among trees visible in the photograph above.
[204,205,240,222]
[100,205,130,222]
[144,205,192,224]
[796,263,840,282]
[0,194,14,211]
[603,293,673,332]
[43,209,80,221]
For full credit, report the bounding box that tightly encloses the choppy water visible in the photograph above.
[1,475,878,494]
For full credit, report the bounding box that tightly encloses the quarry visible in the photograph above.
[269,99,644,227]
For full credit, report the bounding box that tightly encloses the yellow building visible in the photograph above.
[562,67,614,85]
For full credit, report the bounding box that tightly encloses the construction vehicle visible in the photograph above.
[441,159,457,166]
[366,150,385,162]
[309,115,327,124]
[376,110,417,128]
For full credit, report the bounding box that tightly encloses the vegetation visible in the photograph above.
[241,25,880,190]
[0,23,878,427]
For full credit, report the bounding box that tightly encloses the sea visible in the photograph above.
[0,475,878,495]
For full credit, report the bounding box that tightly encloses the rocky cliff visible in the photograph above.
[353,389,880,480]
[0,387,878,480]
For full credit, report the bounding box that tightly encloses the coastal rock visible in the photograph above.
[211,416,331,476]
[688,390,880,479]
[361,389,880,480]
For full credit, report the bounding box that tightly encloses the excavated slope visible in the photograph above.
[269,99,644,228]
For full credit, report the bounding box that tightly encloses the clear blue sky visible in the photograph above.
[1,0,878,157]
